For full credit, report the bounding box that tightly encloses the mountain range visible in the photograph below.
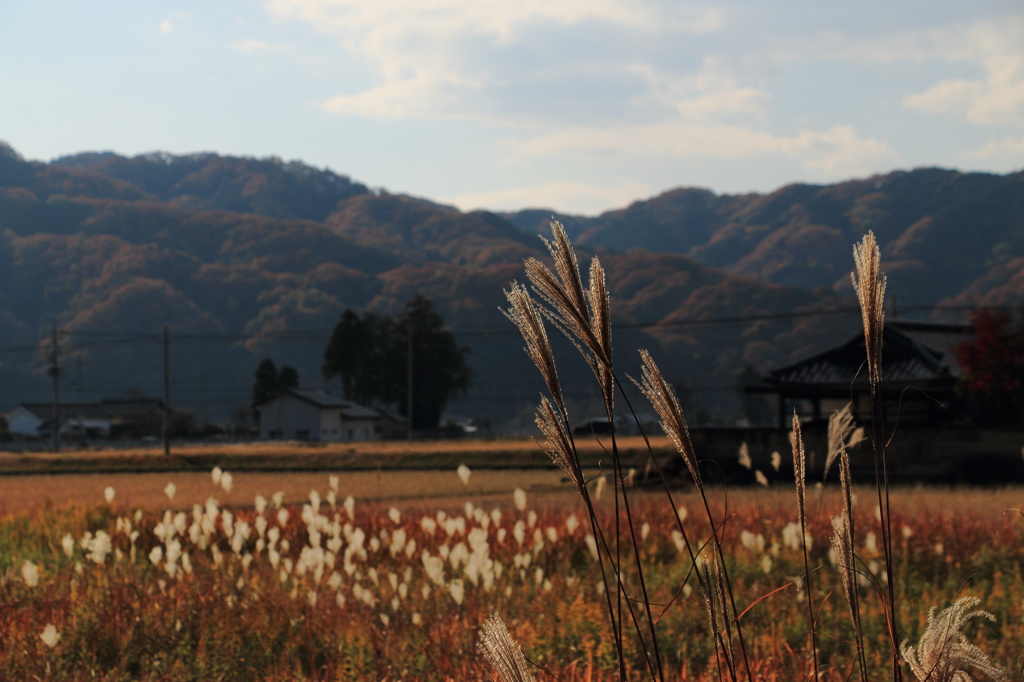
[1,141,1021,431]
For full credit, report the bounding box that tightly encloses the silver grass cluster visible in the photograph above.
[852,231,886,388]
[523,221,613,409]
[700,556,721,641]
[503,282,564,415]
[838,435,855,535]
[825,403,856,480]
[791,410,822,679]
[635,349,701,489]
[700,552,735,674]
[478,612,536,682]
[535,396,585,495]
[830,513,859,630]
[902,598,1008,682]
[791,412,807,531]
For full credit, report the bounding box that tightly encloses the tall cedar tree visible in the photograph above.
[954,307,1024,425]
[251,358,299,410]
[322,296,472,430]
[321,310,401,408]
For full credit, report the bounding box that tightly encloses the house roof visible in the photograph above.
[19,402,115,421]
[263,388,382,419]
[886,320,972,375]
[16,398,165,425]
[766,320,970,388]
[285,388,350,408]
[100,398,164,419]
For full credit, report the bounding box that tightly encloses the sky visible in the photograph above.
[1,1,1022,215]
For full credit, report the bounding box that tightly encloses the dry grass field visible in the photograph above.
[1,461,1021,680]
[3,228,1021,679]
[0,468,584,513]
[3,458,1020,520]
[0,436,670,513]
[0,435,673,475]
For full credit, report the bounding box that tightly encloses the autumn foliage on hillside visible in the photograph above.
[1,143,1022,425]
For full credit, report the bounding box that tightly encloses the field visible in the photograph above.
[0,436,672,476]
[1,457,1022,680]
[4,229,1021,681]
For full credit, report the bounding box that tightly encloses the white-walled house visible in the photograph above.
[4,403,114,439]
[4,405,45,437]
[256,388,383,441]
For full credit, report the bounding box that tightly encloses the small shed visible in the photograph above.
[257,388,381,441]
[751,320,972,428]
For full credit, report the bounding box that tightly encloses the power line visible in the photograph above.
[1,302,980,355]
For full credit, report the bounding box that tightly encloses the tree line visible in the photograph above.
[252,296,472,431]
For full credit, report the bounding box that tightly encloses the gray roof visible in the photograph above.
[275,388,381,419]
[767,320,970,387]
[286,388,349,408]
[888,320,972,375]
[100,398,164,419]
[20,402,118,421]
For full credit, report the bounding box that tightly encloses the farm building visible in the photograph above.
[751,320,973,428]
[4,398,165,440]
[256,388,386,441]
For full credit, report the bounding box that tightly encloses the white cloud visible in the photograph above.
[969,135,1024,161]
[779,126,898,176]
[266,0,720,42]
[905,79,982,113]
[267,0,725,124]
[902,19,1024,127]
[231,39,294,54]
[445,179,652,215]
[159,12,188,35]
[507,122,897,179]
[261,0,1019,191]
[674,86,771,122]
[321,74,478,119]
[905,55,1024,127]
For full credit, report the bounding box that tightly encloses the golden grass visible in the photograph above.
[0,468,589,514]
[3,463,1019,522]
[0,436,669,458]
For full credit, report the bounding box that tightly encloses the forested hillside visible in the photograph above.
[1,141,1020,430]
[507,169,1024,309]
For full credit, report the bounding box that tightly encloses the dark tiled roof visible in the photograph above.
[888,320,972,375]
[768,321,967,387]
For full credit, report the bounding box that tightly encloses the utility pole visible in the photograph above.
[76,356,85,447]
[406,321,414,441]
[162,325,170,456]
[200,373,208,433]
[49,324,61,453]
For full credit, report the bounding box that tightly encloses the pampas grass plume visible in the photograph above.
[478,612,536,682]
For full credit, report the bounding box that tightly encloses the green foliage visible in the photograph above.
[321,310,398,407]
[322,296,472,430]
[251,358,300,408]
